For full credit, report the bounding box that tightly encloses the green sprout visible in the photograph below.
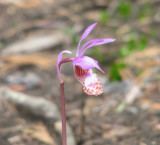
[99,10,110,25]
[117,1,132,19]
[109,62,127,81]
[119,34,148,57]
[138,2,153,20]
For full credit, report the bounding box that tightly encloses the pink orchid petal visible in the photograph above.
[76,23,97,56]
[74,65,90,84]
[81,23,97,41]
[81,38,116,55]
[83,74,103,95]
[73,56,104,73]
[57,50,72,78]
[79,39,100,56]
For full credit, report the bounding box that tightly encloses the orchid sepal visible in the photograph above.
[76,23,97,56]
[80,38,116,56]
[73,56,104,73]
[57,50,72,83]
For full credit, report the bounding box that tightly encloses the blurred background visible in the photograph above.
[0,0,160,145]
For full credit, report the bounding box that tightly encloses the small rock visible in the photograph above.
[8,135,21,144]
[4,72,42,89]
[128,107,139,115]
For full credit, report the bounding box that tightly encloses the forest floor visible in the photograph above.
[0,0,160,145]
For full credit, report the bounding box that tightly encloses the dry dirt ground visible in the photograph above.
[0,0,160,145]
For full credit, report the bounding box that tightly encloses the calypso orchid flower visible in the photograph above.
[57,23,116,95]
[57,23,115,145]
